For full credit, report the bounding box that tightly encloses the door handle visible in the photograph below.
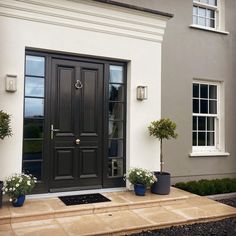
[75,80,83,89]
[51,124,60,139]
[75,139,80,145]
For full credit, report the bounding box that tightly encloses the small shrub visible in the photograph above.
[174,178,236,196]
[0,110,12,139]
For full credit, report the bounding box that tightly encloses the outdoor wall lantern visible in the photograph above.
[137,86,148,101]
[5,74,17,92]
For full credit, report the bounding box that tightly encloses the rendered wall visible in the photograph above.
[116,0,236,182]
[0,0,170,181]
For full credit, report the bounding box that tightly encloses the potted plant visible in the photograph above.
[125,167,156,196]
[148,118,177,195]
[2,173,37,207]
[0,110,12,208]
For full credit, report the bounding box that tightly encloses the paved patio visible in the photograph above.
[0,187,235,236]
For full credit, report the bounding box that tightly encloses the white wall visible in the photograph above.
[0,0,169,181]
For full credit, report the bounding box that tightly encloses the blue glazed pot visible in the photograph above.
[134,184,147,196]
[12,195,25,207]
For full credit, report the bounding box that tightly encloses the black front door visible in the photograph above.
[49,59,104,191]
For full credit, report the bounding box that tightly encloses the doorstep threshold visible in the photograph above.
[27,187,126,200]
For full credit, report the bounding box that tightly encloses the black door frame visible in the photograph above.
[23,48,127,193]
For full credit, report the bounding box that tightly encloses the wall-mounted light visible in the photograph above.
[137,86,148,101]
[5,74,17,92]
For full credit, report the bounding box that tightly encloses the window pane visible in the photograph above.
[198,132,206,146]
[200,84,208,98]
[24,119,43,138]
[207,117,215,131]
[193,16,198,24]
[193,132,197,146]
[23,161,42,180]
[193,6,198,15]
[108,139,123,157]
[209,85,217,99]
[193,99,199,113]
[109,121,123,138]
[109,65,123,83]
[26,56,45,77]
[198,117,206,130]
[193,116,197,130]
[109,84,124,101]
[200,0,208,4]
[193,83,199,98]
[198,17,206,26]
[108,159,123,177]
[206,9,215,18]
[109,103,124,120]
[200,99,208,113]
[23,140,42,160]
[25,98,44,118]
[199,8,206,17]
[208,0,217,6]
[206,19,215,28]
[209,100,217,114]
[207,132,215,146]
[25,77,44,97]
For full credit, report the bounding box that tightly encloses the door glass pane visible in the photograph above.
[109,103,124,120]
[24,119,43,138]
[23,140,43,160]
[109,65,123,83]
[108,140,123,157]
[23,161,42,180]
[108,159,123,177]
[200,99,208,113]
[109,84,124,101]
[25,77,44,97]
[207,117,215,131]
[207,132,215,146]
[193,99,199,113]
[198,132,206,146]
[25,98,44,118]
[109,121,123,138]
[26,56,45,77]
[209,100,217,114]
[198,117,206,130]
[209,85,217,99]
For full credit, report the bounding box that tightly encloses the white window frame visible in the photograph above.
[191,80,229,157]
[193,0,219,29]
[190,0,229,34]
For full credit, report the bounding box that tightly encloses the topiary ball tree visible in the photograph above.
[0,110,12,140]
[148,118,177,174]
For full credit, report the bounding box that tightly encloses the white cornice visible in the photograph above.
[0,0,168,43]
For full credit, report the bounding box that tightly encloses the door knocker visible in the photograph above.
[75,80,83,89]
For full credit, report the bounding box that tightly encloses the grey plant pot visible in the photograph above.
[151,171,170,195]
[0,181,3,208]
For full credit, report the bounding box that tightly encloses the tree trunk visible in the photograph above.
[160,139,163,174]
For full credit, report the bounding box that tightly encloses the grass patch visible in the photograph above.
[174,178,236,196]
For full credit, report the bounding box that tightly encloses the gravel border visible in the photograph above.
[129,198,236,236]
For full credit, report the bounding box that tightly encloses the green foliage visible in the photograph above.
[174,178,236,196]
[148,118,177,141]
[2,173,37,201]
[0,110,12,139]
[125,168,156,187]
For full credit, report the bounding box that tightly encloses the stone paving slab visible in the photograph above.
[0,187,235,235]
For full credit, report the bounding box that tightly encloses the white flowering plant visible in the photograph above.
[2,173,37,202]
[125,168,157,187]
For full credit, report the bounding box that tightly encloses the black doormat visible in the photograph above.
[59,193,111,206]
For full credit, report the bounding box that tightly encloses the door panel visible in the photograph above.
[49,59,103,191]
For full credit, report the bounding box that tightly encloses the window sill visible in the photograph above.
[189,152,230,157]
[189,24,229,35]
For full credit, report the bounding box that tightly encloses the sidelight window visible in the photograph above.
[23,55,45,180]
[108,65,125,177]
